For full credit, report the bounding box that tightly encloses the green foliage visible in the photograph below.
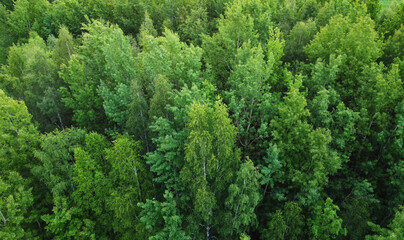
[224,43,277,158]
[146,82,216,194]
[0,32,68,131]
[33,128,86,198]
[284,19,317,62]
[202,0,272,86]
[139,191,190,240]
[309,197,346,240]
[366,206,404,240]
[226,159,262,235]
[8,0,51,40]
[1,0,403,239]
[0,89,39,238]
[261,201,305,240]
[51,0,87,36]
[53,26,75,66]
[0,89,39,175]
[60,20,135,131]
[0,172,34,240]
[270,77,341,205]
[181,100,242,238]
[0,4,13,65]
[105,135,153,239]
[306,15,382,70]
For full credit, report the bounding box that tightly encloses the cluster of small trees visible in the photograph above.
[0,0,403,239]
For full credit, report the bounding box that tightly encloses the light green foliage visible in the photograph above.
[60,20,135,130]
[1,0,403,238]
[240,233,251,240]
[259,145,283,199]
[262,202,305,240]
[309,198,346,240]
[72,134,109,213]
[127,27,203,142]
[181,100,241,238]
[266,27,285,69]
[0,89,39,176]
[284,19,317,62]
[225,43,275,157]
[360,0,382,19]
[33,128,86,198]
[224,45,271,151]
[270,77,341,205]
[0,172,34,240]
[70,133,111,237]
[149,75,173,120]
[366,206,404,240]
[315,0,353,27]
[147,83,216,194]
[105,135,153,239]
[0,32,66,131]
[306,15,382,70]
[137,28,203,91]
[0,89,38,238]
[139,190,190,240]
[8,0,51,40]
[53,26,75,67]
[226,159,261,235]
[378,1,404,38]
[383,25,404,63]
[138,11,158,42]
[202,0,272,86]
[272,0,319,34]
[42,195,97,240]
[306,14,382,102]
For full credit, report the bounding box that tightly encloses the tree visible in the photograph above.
[270,77,341,205]
[309,198,346,240]
[53,26,75,67]
[146,82,217,195]
[225,159,261,236]
[0,31,69,132]
[0,89,39,238]
[366,206,404,240]
[105,135,153,239]
[0,172,34,240]
[0,4,14,65]
[8,0,51,40]
[70,133,111,238]
[202,0,272,87]
[261,201,305,240]
[33,127,86,198]
[224,42,278,159]
[60,20,136,131]
[139,191,190,240]
[0,89,39,176]
[181,100,241,239]
[50,0,86,36]
[305,14,382,103]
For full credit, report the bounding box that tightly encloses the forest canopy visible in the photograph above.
[0,0,403,239]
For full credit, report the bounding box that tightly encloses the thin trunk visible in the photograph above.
[233,179,246,230]
[0,210,7,226]
[58,112,64,130]
[132,164,142,200]
[203,156,207,181]
[66,41,72,60]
